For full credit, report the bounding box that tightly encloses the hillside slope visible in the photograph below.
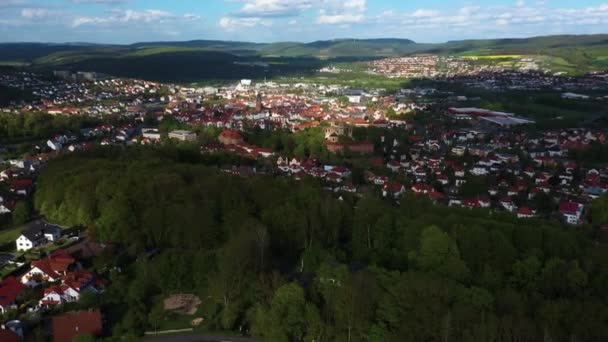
[0,35,606,81]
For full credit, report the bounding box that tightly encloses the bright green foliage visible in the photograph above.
[410,226,470,282]
[32,147,608,341]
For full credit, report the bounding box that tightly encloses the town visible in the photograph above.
[0,65,608,340]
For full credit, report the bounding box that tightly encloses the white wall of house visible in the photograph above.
[20,266,58,287]
[16,235,35,252]
[44,231,60,242]
[40,292,63,306]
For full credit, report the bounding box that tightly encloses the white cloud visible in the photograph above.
[238,0,313,17]
[21,8,52,20]
[317,13,363,25]
[225,0,367,25]
[411,9,440,18]
[316,0,367,25]
[72,9,199,27]
[219,16,271,30]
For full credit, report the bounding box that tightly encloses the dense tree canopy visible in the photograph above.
[34,147,608,341]
[0,111,100,142]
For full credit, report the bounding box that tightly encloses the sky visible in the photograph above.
[0,0,607,44]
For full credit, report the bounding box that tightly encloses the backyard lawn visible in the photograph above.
[0,225,23,245]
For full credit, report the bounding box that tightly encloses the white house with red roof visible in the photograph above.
[20,250,76,287]
[500,197,517,212]
[38,271,96,308]
[559,201,584,225]
[383,182,406,199]
[517,207,536,219]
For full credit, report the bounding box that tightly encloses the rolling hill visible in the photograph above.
[0,34,606,82]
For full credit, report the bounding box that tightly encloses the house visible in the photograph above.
[9,178,34,196]
[436,175,450,186]
[218,130,244,145]
[451,146,466,156]
[517,207,535,219]
[463,196,491,209]
[40,284,81,307]
[411,184,433,194]
[168,130,197,142]
[453,166,465,178]
[141,128,162,140]
[39,271,95,308]
[51,309,103,342]
[383,182,406,198]
[559,201,584,225]
[0,276,26,314]
[0,200,15,214]
[21,250,76,287]
[330,166,351,178]
[16,221,62,252]
[470,165,488,176]
[500,197,517,212]
[325,172,342,184]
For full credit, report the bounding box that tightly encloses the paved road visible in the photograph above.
[146,335,258,342]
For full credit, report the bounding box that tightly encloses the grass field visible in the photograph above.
[461,55,523,59]
[279,71,411,92]
[0,226,22,245]
[125,47,208,57]
[0,61,29,67]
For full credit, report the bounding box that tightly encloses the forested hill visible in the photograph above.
[33,147,608,341]
[2,35,606,60]
[1,34,606,82]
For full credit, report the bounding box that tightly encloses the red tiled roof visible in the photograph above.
[518,207,534,216]
[559,202,581,214]
[0,329,19,342]
[219,130,242,139]
[10,178,34,190]
[428,191,445,201]
[52,309,103,342]
[31,251,75,280]
[0,276,25,308]
[0,276,25,306]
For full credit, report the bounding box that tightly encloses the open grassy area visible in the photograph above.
[125,47,208,57]
[0,226,23,245]
[461,55,523,59]
[0,61,29,67]
[278,70,412,92]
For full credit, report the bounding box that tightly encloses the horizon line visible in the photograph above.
[1,33,607,46]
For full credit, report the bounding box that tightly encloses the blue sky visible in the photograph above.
[0,0,607,43]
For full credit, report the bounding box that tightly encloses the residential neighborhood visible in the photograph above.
[0,65,607,340]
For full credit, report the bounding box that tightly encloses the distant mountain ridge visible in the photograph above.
[1,34,606,60]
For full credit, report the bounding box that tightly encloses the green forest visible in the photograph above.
[33,147,608,341]
[0,112,101,142]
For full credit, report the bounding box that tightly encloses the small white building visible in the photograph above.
[168,130,197,142]
[142,128,162,140]
[15,221,61,252]
[39,285,81,307]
